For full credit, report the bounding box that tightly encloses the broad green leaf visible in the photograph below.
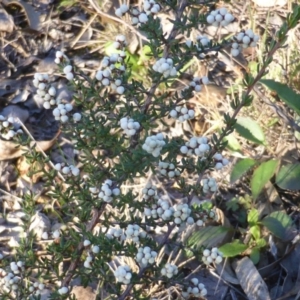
[248,209,259,226]
[261,217,285,239]
[256,238,267,248]
[250,225,261,240]
[234,117,266,145]
[224,134,241,152]
[186,226,231,250]
[276,163,300,191]
[268,211,293,228]
[251,159,279,200]
[260,79,300,115]
[250,247,260,264]
[218,240,248,257]
[230,158,257,183]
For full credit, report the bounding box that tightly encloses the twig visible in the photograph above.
[70,14,98,48]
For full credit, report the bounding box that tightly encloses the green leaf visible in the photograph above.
[276,163,300,191]
[268,211,293,228]
[260,79,300,115]
[230,158,257,183]
[256,238,267,248]
[248,209,259,226]
[250,225,261,240]
[261,217,285,239]
[218,240,248,257]
[251,159,279,200]
[226,197,240,212]
[234,117,266,145]
[224,134,241,152]
[250,247,260,264]
[186,226,231,250]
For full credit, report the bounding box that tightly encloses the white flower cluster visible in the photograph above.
[143,0,161,14]
[120,117,140,136]
[142,183,158,200]
[33,73,58,109]
[0,116,23,140]
[136,246,157,266]
[142,133,165,157]
[157,161,181,178]
[213,153,229,170]
[54,50,68,64]
[190,76,209,92]
[98,179,120,203]
[144,199,174,221]
[63,64,74,81]
[173,203,192,225]
[180,136,210,157]
[186,36,211,59]
[105,226,125,241]
[33,71,81,122]
[0,261,24,294]
[182,278,207,299]
[169,106,195,122]
[115,4,129,18]
[96,35,127,94]
[201,177,218,194]
[58,286,69,295]
[52,102,73,123]
[54,162,80,176]
[202,247,223,265]
[161,263,178,278]
[115,1,161,25]
[55,50,73,80]
[152,58,177,78]
[206,7,234,27]
[114,265,132,284]
[28,282,46,296]
[125,224,147,243]
[195,208,218,227]
[231,29,260,57]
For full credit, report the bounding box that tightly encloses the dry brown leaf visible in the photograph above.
[17,156,45,183]
[216,260,239,285]
[0,8,14,33]
[233,257,271,300]
[215,207,232,227]
[0,130,60,161]
[2,0,41,31]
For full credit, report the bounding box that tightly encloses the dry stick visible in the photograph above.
[0,187,23,202]
[70,14,98,48]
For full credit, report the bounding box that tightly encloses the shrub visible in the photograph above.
[1,1,300,299]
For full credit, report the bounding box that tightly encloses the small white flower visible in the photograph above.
[72,113,81,122]
[83,240,91,247]
[139,13,148,23]
[58,287,68,295]
[52,230,60,239]
[92,245,100,254]
[41,232,49,240]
